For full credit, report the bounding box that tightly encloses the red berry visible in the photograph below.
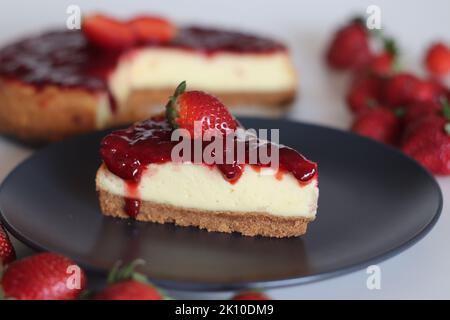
[326,21,372,70]
[94,280,162,300]
[0,224,15,265]
[425,42,450,77]
[166,82,237,137]
[1,252,87,300]
[232,291,270,300]
[367,52,395,76]
[346,75,383,114]
[82,14,135,50]
[382,73,442,108]
[128,16,177,43]
[402,115,450,175]
[403,100,442,128]
[351,107,400,145]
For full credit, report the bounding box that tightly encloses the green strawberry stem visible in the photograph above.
[440,97,450,135]
[351,16,365,27]
[166,81,187,129]
[105,259,173,300]
[393,107,405,117]
[383,37,398,57]
[441,96,450,120]
[107,259,145,284]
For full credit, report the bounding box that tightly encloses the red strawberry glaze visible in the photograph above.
[100,117,318,218]
[0,28,286,96]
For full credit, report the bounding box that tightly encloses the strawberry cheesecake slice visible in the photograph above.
[96,83,318,238]
[0,14,297,141]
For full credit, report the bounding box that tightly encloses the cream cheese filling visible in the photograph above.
[107,48,297,107]
[96,162,318,218]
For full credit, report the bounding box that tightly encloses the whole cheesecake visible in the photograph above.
[96,83,318,238]
[0,15,297,141]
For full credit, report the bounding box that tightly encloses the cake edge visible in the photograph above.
[0,77,296,142]
[97,188,313,238]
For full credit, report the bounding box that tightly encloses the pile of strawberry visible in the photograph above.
[0,224,269,300]
[326,17,450,175]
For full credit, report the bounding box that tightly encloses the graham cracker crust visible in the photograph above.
[98,189,312,238]
[0,77,296,142]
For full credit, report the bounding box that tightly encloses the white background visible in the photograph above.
[1,0,450,299]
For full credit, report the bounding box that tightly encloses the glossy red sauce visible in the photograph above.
[0,27,286,92]
[100,117,318,217]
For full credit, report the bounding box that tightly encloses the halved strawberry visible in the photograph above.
[166,81,237,137]
[82,14,135,50]
[128,16,177,43]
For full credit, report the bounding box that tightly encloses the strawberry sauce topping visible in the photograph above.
[100,117,317,218]
[0,28,286,92]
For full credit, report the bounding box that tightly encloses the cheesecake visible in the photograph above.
[96,83,317,238]
[0,14,297,141]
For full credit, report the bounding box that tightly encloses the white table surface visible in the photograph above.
[1,0,449,299]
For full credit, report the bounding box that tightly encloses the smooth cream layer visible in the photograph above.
[96,162,318,218]
[108,48,297,106]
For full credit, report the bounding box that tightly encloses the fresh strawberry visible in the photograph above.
[95,280,162,300]
[326,19,372,70]
[94,260,163,300]
[382,73,442,108]
[232,291,270,300]
[367,38,398,76]
[128,16,176,43]
[402,97,450,140]
[402,114,450,175]
[346,75,383,114]
[351,107,400,145]
[425,42,450,77]
[166,81,237,137]
[0,224,15,265]
[1,252,86,300]
[367,52,394,76]
[82,14,135,50]
[403,100,442,128]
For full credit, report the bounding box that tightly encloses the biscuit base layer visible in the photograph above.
[0,77,295,142]
[98,190,311,238]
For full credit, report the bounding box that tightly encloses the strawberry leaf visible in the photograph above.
[173,81,186,97]
[107,259,147,284]
[383,37,398,57]
[166,81,186,129]
[107,261,121,284]
[393,107,405,117]
[131,272,148,284]
[351,16,365,27]
[441,96,450,121]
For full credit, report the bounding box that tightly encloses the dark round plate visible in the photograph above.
[0,118,442,291]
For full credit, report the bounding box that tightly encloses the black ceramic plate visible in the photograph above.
[0,118,442,291]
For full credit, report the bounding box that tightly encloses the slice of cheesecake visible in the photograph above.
[0,14,297,141]
[96,83,318,238]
